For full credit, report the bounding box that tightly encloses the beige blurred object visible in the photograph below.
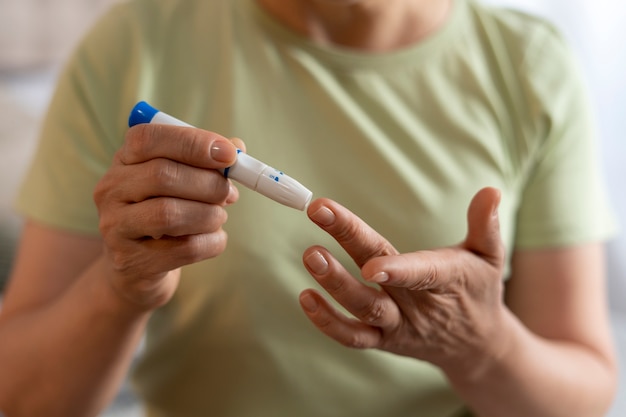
[0,0,116,71]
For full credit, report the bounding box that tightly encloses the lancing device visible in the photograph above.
[128,101,313,211]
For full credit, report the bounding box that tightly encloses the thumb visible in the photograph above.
[463,187,504,267]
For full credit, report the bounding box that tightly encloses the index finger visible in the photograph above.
[120,124,238,169]
[307,198,399,267]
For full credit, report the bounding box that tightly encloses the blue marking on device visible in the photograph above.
[223,149,242,178]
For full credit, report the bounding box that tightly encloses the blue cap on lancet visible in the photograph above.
[128,101,159,127]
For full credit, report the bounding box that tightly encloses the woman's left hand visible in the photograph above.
[300,187,512,379]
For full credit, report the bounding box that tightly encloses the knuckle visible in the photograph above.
[147,158,179,189]
[423,262,440,288]
[335,222,394,265]
[409,251,440,290]
[185,204,228,235]
[357,240,392,266]
[173,128,212,162]
[492,240,506,267]
[98,215,115,237]
[150,199,180,231]
[96,202,126,239]
[333,221,366,248]
[315,315,335,335]
[180,230,228,263]
[324,273,349,294]
[360,298,387,324]
[208,205,229,229]
[93,170,118,207]
[343,333,370,349]
[93,181,107,207]
[188,129,212,159]
[107,247,139,276]
[206,174,231,202]
[122,126,153,164]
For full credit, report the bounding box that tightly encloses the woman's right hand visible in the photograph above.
[93,123,241,311]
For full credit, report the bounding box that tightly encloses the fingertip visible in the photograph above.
[477,186,500,202]
[492,188,502,217]
[210,138,238,165]
[306,198,329,214]
[485,187,502,217]
[466,187,504,264]
[230,137,246,153]
[299,289,320,313]
[306,198,337,223]
[469,187,502,221]
[369,271,390,284]
[309,205,336,227]
[224,182,239,206]
[303,249,329,275]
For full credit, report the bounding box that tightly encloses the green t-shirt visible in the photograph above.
[16,0,616,415]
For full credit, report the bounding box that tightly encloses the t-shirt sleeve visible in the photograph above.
[14,4,141,235]
[513,24,618,248]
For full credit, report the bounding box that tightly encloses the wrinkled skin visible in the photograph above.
[300,187,508,378]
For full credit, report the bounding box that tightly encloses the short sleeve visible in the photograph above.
[14,4,141,235]
[514,24,618,248]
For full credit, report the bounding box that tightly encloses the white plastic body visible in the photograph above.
[151,111,192,127]
[148,111,312,210]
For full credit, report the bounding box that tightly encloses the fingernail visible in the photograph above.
[304,250,329,274]
[310,206,335,226]
[210,141,234,163]
[370,271,389,283]
[300,293,318,312]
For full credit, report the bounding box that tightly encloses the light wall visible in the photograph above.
[0,0,115,70]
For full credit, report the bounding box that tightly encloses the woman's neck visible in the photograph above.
[255,0,452,52]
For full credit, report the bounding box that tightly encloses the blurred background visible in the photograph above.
[0,0,623,416]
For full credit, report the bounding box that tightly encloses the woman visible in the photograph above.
[0,0,617,416]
